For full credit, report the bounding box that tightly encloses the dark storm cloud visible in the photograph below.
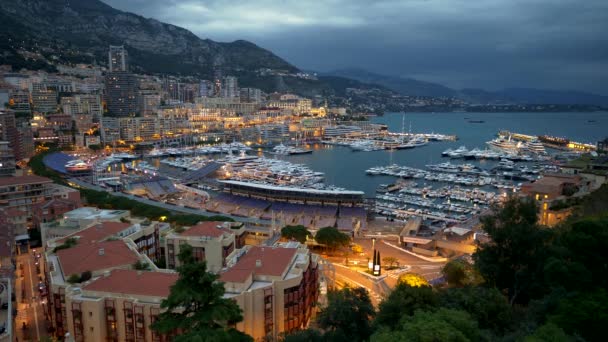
[102,0,608,94]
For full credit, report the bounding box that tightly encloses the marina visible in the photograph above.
[52,112,606,229]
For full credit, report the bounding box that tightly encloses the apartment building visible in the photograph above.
[164,221,245,273]
[42,207,167,261]
[46,241,319,342]
[221,243,319,340]
[0,141,15,177]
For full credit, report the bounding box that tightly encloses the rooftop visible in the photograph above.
[220,246,297,283]
[83,269,178,298]
[63,207,128,220]
[0,175,52,187]
[179,221,231,238]
[56,240,139,277]
[57,221,132,245]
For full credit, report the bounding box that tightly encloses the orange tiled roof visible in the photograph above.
[83,269,178,297]
[220,246,297,283]
[58,221,132,245]
[56,240,139,277]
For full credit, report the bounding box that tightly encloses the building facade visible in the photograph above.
[105,72,139,117]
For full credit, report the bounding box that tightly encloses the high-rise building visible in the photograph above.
[0,141,15,177]
[221,76,239,98]
[31,88,58,113]
[0,109,29,160]
[105,71,139,117]
[199,80,214,97]
[240,87,262,103]
[139,92,161,117]
[108,45,128,72]
[8,90,31,114]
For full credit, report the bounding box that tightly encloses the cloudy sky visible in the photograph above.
[102,0,608,94]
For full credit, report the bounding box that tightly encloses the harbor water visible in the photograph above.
[284,112,608,196]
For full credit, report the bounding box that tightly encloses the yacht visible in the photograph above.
[523,139,547,154]
[271,144,313,155]
[486,136,522,153]
[110,152,137,160]
[448,146,469,158]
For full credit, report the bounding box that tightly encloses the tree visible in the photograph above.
[473,197,553,305]
[282,329,325,342]
[314,227,350,251]
[372,308,481,342]
[382,257,399,269]
[134,260,151,270]
[151,244,252,341]
[546,289,608,342]
[397,273,429,287]
[524,323,572,342]
[317,287,375,342]
[375,282,438,330]
[439,287,512,334]
[281,225,312,244]
[442,259,483,287]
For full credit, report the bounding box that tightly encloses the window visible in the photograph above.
[89,312,92,317]
[90,327,94,332]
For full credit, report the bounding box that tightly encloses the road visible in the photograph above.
[14,248,49,342]
[355,236,445,285]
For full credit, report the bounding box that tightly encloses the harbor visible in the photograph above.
[47,112,607,232]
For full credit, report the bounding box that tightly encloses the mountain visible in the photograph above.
[327,68,608,106]
[327,68,457,98]
[0,0,297,79]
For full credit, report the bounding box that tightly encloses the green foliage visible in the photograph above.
[80,271,92,282]
[317,287,375,342]
[524,323,572,342]
[314,227,351,250]
[382,256,399,269]
[134,260,150,271]
[282,329,325,342]
[439,287,512,334]
[150,244,251,341]
[441,259,483,287]
[375,283,438,330]
[281,225,312,243]
[28,227,42,247]
[546,289,608,342]
[66,274,81,284]
[53,237,78,253]
[66,271,92,284]
[473,197,554,305]
[372,308,481,342]
[80,188,233,226]
[28,150,67,185]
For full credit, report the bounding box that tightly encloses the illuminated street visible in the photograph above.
[14,249,49,342]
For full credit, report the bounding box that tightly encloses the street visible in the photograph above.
[321,235,447,307]
[14,248,49,342]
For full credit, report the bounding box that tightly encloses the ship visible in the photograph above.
[271,144,313,155]
[486,136,522,153]
[522,139,547,154]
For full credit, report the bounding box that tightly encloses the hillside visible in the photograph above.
[328,68,608,106]
[0,0,297,79]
